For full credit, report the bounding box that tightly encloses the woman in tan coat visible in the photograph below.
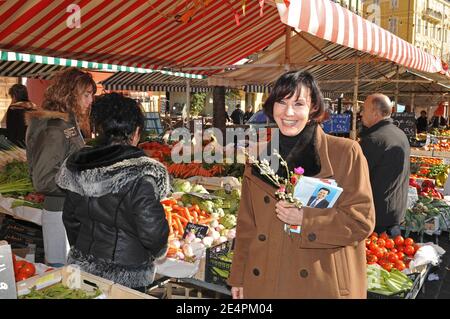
[228,71,375,299]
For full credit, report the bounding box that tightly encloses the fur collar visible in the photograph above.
[56,155,171,198]
[25,110,69,126]
[9,101,37,110]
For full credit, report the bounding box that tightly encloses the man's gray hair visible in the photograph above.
[370,94,393,117]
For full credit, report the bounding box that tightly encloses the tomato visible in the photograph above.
[379,232,389,240]
[382,247,388,255]
[15,273,28,282]
[384,239,395,249]
[366,255,378,264]
[365,238,371,246]
[366,248,372,256]
[14,260,26,275]
[394,235,404,247]
[387,252,399,263]
[404,245,415,256]
[376,239,386,248]
[370,232,378,238]
[397,246,404,253]
[390,248,398,254]
[382,262,394,272]
[413,244,421,253]
[396,252,405,260]
[369,242,379,252]
[19,263,35,278]
[404,238,414,246]
[369,235,378,243]
[395,261,406,271]
[374,248,385,259]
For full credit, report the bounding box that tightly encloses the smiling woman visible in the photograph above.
[228,70,375,299]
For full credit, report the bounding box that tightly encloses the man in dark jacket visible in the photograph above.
[360,94,410,237]
[416,110,428,133]
[230,104,244,124]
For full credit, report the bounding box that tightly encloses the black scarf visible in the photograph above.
[252,122,321,184]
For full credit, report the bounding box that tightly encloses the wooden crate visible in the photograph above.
[16,265,154,299]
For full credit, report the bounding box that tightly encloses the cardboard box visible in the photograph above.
[16,265,155,299]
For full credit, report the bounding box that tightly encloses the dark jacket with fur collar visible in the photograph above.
[56,144,170,288]
[6,101,36,146]
[25,110,84,211]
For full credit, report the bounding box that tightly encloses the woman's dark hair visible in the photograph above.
[263,70,325,123]
[91,93,144,145]
[9,84,30,102]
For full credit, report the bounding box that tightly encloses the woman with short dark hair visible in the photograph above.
[229,70,375,298]
[56,93,170,290]
[5,84,36,146]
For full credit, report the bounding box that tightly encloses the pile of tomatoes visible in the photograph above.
[12,254,36,282]
[365,232,420,272]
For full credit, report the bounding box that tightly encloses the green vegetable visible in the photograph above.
[172,179,192,193]
[20,283,102,299]
[220,214,237,229]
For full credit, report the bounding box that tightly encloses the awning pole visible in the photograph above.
[395,65,399,110]
[186,79,191,129]
[351,57,360,140]
[284,26,291,71]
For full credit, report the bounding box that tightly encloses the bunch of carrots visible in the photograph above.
[167,163,224,178]
[161,198,215,239]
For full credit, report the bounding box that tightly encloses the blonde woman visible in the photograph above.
[25,67,96,266]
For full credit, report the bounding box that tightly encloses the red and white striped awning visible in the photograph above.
[0,0,285,76]
[275,0,449,76]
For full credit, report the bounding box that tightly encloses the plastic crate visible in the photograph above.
[204,239,234,286]
[367,272,421,299]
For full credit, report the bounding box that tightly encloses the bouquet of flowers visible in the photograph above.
[248,150,304,209]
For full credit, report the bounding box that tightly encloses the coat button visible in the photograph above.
[264,196,270,204]
[308,233,317,242]
[300,269,309,278]
[253,268,260,276]
[258,234,266,241]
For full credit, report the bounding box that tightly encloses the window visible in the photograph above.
[390,0,398,9]
[416,18,421,34]
[389,17,398,34]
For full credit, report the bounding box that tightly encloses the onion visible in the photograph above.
[182,244,194,257]
[170,239,181,249]
[202,236,214,247]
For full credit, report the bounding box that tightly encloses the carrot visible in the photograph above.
[166,210,173,233]
[191,210,198,223]
[161,198,177,206]
[198,217,214,225]
[176,217,184,234]
[176,214,189,224]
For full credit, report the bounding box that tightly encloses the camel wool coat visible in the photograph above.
[228,127,375,298]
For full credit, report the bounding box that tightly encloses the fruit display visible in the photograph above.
[410,156,449,187]
[367,264,414,296]
[409,177,444,199]
[19,283,102,299]
[366,232,419,272]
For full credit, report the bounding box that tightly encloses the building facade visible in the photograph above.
[363,0,450,62]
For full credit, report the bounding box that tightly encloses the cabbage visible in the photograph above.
[190,184,209,194]
[172,179,192,193]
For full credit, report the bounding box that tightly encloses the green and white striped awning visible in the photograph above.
[0,50,205,79]
[101,71,211,92]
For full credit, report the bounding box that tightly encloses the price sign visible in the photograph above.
[182,222,209,239]
[322,114,351,133]
[391,112,416,140]
[0,243,17,299]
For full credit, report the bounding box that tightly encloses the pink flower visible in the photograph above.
[294,167,304,175]
[290,175,298,185]
[278,186,286,193]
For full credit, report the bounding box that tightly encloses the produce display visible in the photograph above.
[139,140,245,179]
[162,179,239,262]
[410,156,449,187]
[367,264,414,296]
[366,232,419,271]
[20,283,102,299]
[405,197,450,234]
[409,178,444,199]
